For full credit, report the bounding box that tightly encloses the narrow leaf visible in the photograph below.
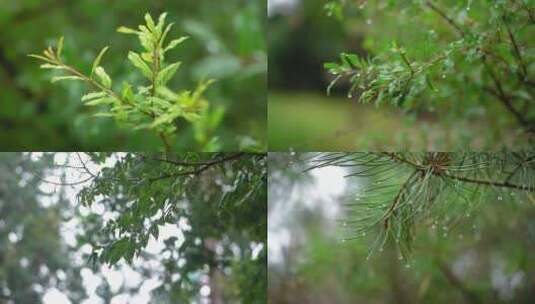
[28,54,54,63]
[91,46,109,77]
[157,62,181,85]
[160,23,174,47]
[51,76,83,83]
[40,64,66,70]
[121,82,134,101]
[157,12,168,32]
[56,36,64,58]
[82,92,108,102]
[144,13,156,33]
[85,97,114,106]
[117,26,139,34]
[164,36,188,53]
[128,51,152,78]
[95,66,112,88]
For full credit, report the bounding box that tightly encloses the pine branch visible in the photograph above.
[383,170,418,229]
[383,152,535,192]
[309,152,535,255]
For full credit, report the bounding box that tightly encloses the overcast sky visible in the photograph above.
[268,163,348,266]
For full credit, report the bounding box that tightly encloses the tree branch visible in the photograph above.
[425,1,465,37]
[436,259,482,304]
[503,16,528,80]
[148,153,246,182]
[383,170,419,229]
[383,152,535,192]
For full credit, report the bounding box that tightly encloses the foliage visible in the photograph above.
[68,152,266,302]
[1,0,266,150]
[324,1,535,139]
[307,151,535,258]
[30,13,219,152]
[0,153,84,303]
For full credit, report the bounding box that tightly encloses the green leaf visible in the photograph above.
[184,112,201,122]
[324,62,339,71]
[28,54,54,63]
[82,92,108,102]
[137,30,153,51]
[40,64,66,70]
[85,97,115,106]
[56,36,64,58]
[117,26,139,34]
[91,46,110,77]
[160,23,174,48]
[156,12,168,33]
[95,67,112,88]
[157,62,181,85]
[144,13,157,33]
[148,96,172,106]
[106,238,130,265]
[121,82,134,101]
[128,51,152,78]
[163,36,189,53]
[51,76,83,83]
[149,225,159,239]
[341,53,359,68]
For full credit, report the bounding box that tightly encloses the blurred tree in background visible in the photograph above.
[0,0,266,150]
[268,152,535,304]
[0,153,85,303]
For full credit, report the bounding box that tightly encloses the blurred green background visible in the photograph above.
[0,0,266,150]
[268,0,530,151]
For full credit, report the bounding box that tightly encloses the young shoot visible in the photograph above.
[30,12,222,151]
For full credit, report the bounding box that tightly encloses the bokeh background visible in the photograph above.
[268,153,535,303]
[0,0,266,150]
[267,0,531,151]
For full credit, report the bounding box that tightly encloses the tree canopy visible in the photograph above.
[0,152,267,303]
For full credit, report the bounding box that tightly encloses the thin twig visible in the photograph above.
[383,152,535,192]
[436,259,482,304]
[424,1,465,37]
[502,16,528,80]
[383,170,419,229]
[148,153,246,182]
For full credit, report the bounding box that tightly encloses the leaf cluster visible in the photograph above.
[30,13,221,151]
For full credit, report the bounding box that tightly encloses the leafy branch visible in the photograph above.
[324,1,535,135]
[29,12,221,151]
